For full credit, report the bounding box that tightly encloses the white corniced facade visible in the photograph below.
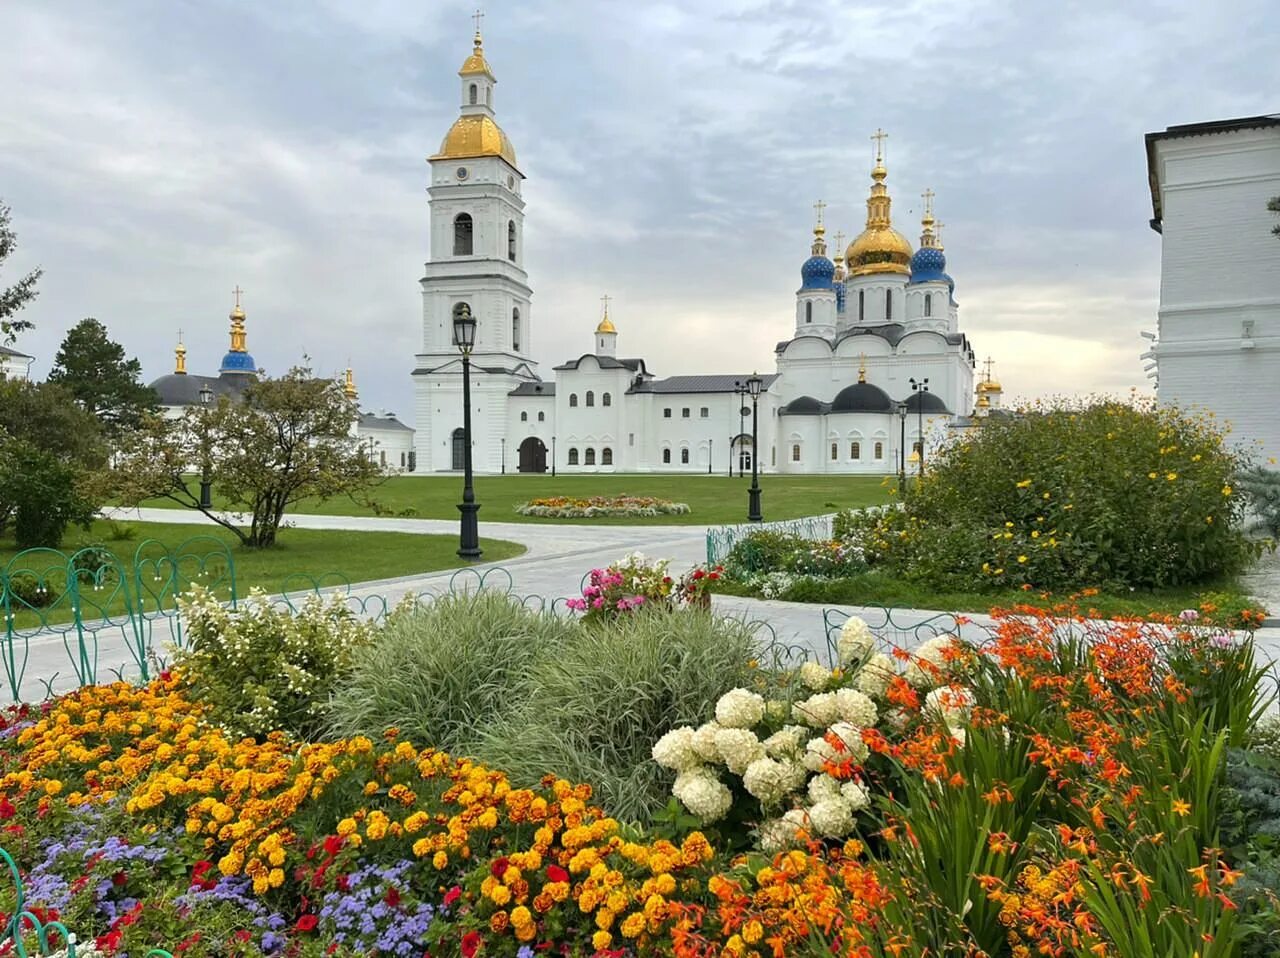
[1146,115,1280,463]
[0,346,33,381]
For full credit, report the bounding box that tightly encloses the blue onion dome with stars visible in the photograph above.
[219,349,257,373]
[801,252,835,290]
[909,245,948,283]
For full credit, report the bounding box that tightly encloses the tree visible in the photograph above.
[116,365,383,548]
[47,318,158,435]
[0,201,42,346]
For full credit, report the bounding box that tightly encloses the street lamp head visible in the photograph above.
[198,385,213,405]
[746,372,763,398]
[896,400,908,418]
[452,309,477,354]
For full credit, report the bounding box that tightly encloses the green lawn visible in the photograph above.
[128,474,893,526]
[1,520,525,628]
[710,569,1264,620]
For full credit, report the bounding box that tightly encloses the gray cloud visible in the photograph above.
[1,0,1275,417]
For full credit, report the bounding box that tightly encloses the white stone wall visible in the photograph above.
[1150,123,1280,462]
[358,423,416,473]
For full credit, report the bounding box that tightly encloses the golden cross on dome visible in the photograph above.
[921,188,935,217]
[813,199,826,227]
[982,356,995,381]
[232,284,244,309]
[177,327,184,343]
[858,352,868,383]
[472,8,484,35]
[600,293,611,316]
[871,128,888,162]
[833,230,845,254]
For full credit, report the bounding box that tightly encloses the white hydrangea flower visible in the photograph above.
[715,688,766,729]
[799,660,832,691]
[838,616,875,666]
[803,735,840,772]
[827,721,871,763]
[651,726,701,771]
[905,635,959,688]
[807,773,843,804]
[841,780,871,812]
[808,798,855,838]
[924,685,976,727]
[854,652,897,697]
[690,722,723,763]
[764,699,790,723]
[714,727,766,775]
[758,816,803,854]
[782,806,811,834]
[834,688,878,728]
[793,692,839,728]
[742,757,794,805]
[780,759,808,793]
[763,726,805,759]
[672,768,733,822]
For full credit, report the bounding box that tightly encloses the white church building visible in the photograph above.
[412,29,990,476]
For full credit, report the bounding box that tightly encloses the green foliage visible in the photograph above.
[106,520,138,541]
[1238,465,1280,539]
[2,441,96,548]
[724,530,809,576]
[175,585,376,740]
[327,591,576,751]
[0,200,41,345]
[846,398,1257,591]
[1,571,61,608]
[46,317,158,435]
[115,364,382,548]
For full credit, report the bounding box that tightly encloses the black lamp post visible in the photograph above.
[895,400,908,487]
[453,308,482,560]
[500,437,506,475]
[551,436,556,477]
[198,384,214,510]
[708,438,713,475]
[909,376,929,476]
[733,381,749,477]
[746,372,763,522]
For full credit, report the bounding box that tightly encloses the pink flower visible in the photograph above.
[1178,609,1199,623]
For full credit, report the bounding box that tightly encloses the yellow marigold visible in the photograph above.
[510,906,533,929]
[432,850,448,869]
[336,818,357,836]
[592,931,613,951]
[620,912,646,938]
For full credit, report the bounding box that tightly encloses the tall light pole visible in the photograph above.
[500,437,506,475]
[896,399,908,487]
[746,372,763,522]
[733,381,749,477]
[708,438,713,475]
[551,436,556,477]
[198,384,214,510]
[453,308,482,560]
[909,376,929,476]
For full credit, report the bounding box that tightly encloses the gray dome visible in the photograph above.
[781,395,824,415]
[830,381,894,414]
[149,373,247,407]
[904,390,950,415]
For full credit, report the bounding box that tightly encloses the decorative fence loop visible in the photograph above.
[822,605,961,668]
[2,846,76,958]
[705,515,834,567]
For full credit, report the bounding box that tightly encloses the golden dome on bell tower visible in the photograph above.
[431,17,518,168]
[845,129,913,277]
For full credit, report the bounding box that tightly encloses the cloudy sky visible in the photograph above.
[1,0,1275,416]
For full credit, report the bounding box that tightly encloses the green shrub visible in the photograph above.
[847,398,1258,592]
[1,572,61,609]
[175,585,375,740]
[327,591,576,752]
[723,530,808,576]
[472,606,758,821]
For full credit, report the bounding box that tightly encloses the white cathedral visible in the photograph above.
[412,29,998,476]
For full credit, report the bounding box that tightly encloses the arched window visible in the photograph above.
[831,442,838,461]
[486,87,491,107]
[512,307,521,351]
[451,428,466,471]
[662,448,671,464]
[537,411,545,422]
[681,448,690,464]
[453,213,473,255]
[469,83,477,105]
[805,301,813,324]
[912,440,923,455]
[380,451,386,466]
[792,444,801,462]
[859,289,865,321]
[585,448,596,466]
[874,440,883,459]
[568,448,579,465]
[851,441,861,459]
[507,221,516,261]
[569,393,578,407]
[602,392,612,407]
[585,391,594,407]
[520,411,528,422]
[602,447,613,465]
[400,451,406,467]
[885,289,892,320]
[924,293,932,317]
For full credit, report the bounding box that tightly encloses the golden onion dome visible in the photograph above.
[596,313,616,334]
[459,32,494,78]
[845,227,913,276]
[433,114,517,167]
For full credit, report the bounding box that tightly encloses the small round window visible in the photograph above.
[507,174,515,189]
[456,166,469,181]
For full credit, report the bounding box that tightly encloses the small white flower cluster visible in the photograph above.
[904,633,960,688]
[837,615,875,665]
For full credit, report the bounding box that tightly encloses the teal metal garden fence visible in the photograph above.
[705,514,834,567]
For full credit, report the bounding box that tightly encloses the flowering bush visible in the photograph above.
[175,585,376,740]
[565,552,675,621]
[516,495,690,518]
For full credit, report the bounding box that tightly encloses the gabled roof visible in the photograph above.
[1145,113,1280,229]
[630,373,780,395]
[508,381,556,397]
[0,346,32,359]
[358,412,414,433]
[552,354,645,372]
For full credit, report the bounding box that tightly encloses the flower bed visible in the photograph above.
[2,587,1277,957]
[515,496,690,518]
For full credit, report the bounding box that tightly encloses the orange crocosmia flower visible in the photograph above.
[1172,799,1191,817]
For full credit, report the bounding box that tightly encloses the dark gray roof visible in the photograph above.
[552,354,645,372]
[1145,114,1280,228]
[776,325,966,353]
[781,395,827,415]
[904,390,950,415]
[831,381,894,414]
[358,412,414,433]
[0,346,32,359]
[150,372,251,407]
[631,374,780,395]
[508,381,556,397]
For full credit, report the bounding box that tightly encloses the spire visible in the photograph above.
[174,330,187,375]
[459,9,494,78]
[920,188,939,249]
[832,230,846,280]
[858,352,867,383]
[811,199,828,256]
[865,129,893,229]
[228,285,247,353]
[344,366,358,401]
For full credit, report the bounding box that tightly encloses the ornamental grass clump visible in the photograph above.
[327,591,577,756]
[175,585,375,741]
[845,396,1259,592]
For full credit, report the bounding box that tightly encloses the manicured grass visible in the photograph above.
[0,520,526,628]
[128,474,893,525]
[710,568,1265,619]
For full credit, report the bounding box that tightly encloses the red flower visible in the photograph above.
[0,797,15,820]
[295,915,318,933]
[385,887,401,908]
[490,856,510,879]
[323,834,343,857]
[234,930,253,943]
[112,871,128,887]
[546,864,569,883]
[461,931,482,958]
[443,885,462,908]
